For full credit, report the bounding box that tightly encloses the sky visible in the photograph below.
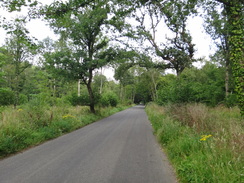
[0,0,216,78]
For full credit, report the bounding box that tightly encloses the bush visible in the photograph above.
[19,94,28,104]
[23,97,50,127]
[0,88,14,105]
[225,93,238,107]
[157,65,226,107]
[68,93,90,106]
[100,92,119,107]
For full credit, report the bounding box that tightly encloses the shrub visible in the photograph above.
[0,88,14,105]
[225,93,238,107]
[68,93,90,106]
[23,97,50,127]
[19,94,28,104]
[146,103,243,183]
[100,92,119,107]
[157,65,227,107]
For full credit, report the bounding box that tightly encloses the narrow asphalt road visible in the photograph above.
[0,105,177,183]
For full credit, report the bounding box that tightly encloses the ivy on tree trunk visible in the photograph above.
[223,1,244,116]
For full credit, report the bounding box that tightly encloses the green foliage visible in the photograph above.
[146,103,243,183]
[19,93,28,104]
[41,0,125,113]
[23,97,51,127]
[92,74,107,94]
[99,95,109,107]
[224,1,244,116]
[127,0,196,75]
[0,0,38,12]
[100,92,119,107]
[2,18,38,107]
[157,64,227,107]
[68,93,90,106]
[0,103,131,158]
[203,0,244,116]
[225,93,238,107]
[0,88,14,105]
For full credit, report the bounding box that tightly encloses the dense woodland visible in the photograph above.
[0,0,243,115]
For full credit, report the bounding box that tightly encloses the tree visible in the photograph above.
[0,0,38,12]
[157,64,226,106]
[203,1,233,99]
[0,47,9,85]
[42,0,119,113]
[2,18,37,107]
[114,66,135,102]
[211,0,244,116]
[123,0,196,76]
[93,73,107,94]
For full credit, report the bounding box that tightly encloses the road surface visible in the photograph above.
[0,105,177,183]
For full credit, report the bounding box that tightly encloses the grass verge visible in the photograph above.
[0,104,132,159]
[145,103,243,183]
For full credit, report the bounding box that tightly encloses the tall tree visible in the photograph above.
[42,0,118,113]
[93,73,107,94]
[212,0,244,116]
[0,47,9,85]
[114,66,135,102]
[203,1,233,99]
[123,0,196,76]
[3,18,37,107]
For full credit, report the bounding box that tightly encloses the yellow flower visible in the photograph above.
[62,114,75,119]
[200,135,212,141]
[17,109,23,112]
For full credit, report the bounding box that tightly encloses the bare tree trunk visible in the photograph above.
[224,34,230,98]
[99,68,103,94]
[78,79,81,97]
[53,79,56,97]
[225,59,230,97]
[119,84,123,101]
[151,72,158,101]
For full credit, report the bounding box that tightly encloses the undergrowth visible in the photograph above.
[0,104,131,158]
[146,103,243,183]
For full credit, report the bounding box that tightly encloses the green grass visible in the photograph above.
[146,103,243,183]
[0,104,132,158]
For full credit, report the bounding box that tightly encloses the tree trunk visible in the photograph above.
[99,76,103,94]
[119,84,123,101]
[99,68,103,94]
[14,90,19,109]
[225,1,244,116]
[225,58,230,97]
[78,79,81,97]
[87,83,95,113]
[53,79,56,97]
[14,61,20,109]
[151,72,158,101]
[87,69,95,113]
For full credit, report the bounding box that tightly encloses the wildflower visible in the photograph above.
[200,135,212,141]
[62,114,75,119]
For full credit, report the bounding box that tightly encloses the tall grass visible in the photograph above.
[146,103,243,183]
[0,102,131,158]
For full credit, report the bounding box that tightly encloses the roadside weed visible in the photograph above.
[146,103,243,183]
[0,104,131,158]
